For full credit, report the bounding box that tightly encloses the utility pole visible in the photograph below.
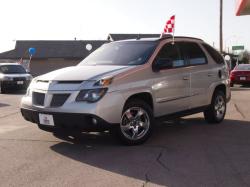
[219,0,223,53]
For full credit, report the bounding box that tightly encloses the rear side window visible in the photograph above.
[155,43,185,69]
[202,43,224,64]
[179,42,207,66]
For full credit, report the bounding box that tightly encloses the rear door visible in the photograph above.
[178,42,211,109]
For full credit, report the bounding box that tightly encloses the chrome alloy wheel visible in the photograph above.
[214,95,226,120]
[120,107,150,141]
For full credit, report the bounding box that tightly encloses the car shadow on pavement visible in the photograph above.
[50,118,250,186]
[0,103,10,107]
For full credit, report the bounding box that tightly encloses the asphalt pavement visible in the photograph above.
[0,86,250,187]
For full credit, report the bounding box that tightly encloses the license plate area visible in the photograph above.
[240,77,246,80]
[17,81,24,85]
[39,114,54,126]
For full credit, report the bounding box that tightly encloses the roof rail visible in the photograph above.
[175,36,203,41]
[159,35,203,41]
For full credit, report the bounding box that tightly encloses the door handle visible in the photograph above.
[183,76,189,80]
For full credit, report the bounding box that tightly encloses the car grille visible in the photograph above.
[50,94,70,107]
[32,92,45,106]
[13,77,26,81]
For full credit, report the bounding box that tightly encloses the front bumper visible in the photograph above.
[1,80,30,89]
[21,90,126,124]
[21,108,115,132]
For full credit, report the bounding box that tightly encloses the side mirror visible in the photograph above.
[152,58,173,72]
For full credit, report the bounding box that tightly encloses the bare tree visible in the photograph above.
[239,50,250,64]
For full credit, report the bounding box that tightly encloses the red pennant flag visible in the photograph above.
[163,15,175,34]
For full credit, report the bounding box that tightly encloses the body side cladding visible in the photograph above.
[155,105,209,122]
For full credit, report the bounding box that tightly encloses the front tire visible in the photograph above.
[0,82,6,94]
[204,90,226,124]
[115,99,154,145]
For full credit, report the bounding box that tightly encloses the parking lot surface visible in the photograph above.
[0,87,250,187]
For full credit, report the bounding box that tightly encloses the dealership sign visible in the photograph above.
[232,45,244,50]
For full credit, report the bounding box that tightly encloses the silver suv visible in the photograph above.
[0,63,32,93]
[21,36,231,145]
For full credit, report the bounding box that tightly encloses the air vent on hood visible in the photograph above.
[57,81,83,84]
[36,80,49,83]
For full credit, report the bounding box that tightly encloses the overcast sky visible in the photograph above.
[0,0,249,52]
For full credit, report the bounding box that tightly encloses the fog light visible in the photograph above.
[92,118,98,125]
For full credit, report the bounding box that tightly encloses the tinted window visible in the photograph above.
[202,43,224,64]
[155,43,185,69]
[78,41,157,66]
[0,65,26,74]
[179,42,207,65]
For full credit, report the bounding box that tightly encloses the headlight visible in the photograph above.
[76,88,108,103]
[3,76,13,81]
[94,77,113,86]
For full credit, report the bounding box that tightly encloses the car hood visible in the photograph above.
[37,65,133,81]
[0,73,30,78]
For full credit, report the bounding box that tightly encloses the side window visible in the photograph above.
[179,42,207,66]
[155,43,185,69]
[202,43,224,64]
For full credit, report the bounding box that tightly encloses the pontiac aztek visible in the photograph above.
[21,35,231,145]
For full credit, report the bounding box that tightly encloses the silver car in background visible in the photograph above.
[20,36,231,145]
[0,63,32,93]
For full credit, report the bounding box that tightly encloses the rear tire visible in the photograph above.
[114,99,154,145]
[204,90,226,124]
[230,82,234,87]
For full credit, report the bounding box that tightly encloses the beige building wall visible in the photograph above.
[30,58,82,76]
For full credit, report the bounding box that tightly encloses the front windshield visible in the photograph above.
[236,64,250,70]
[78,41,157,66]
[0,65,27,74]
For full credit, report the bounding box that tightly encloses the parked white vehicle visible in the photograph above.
[0,63,32,93]
[21,36,231,145]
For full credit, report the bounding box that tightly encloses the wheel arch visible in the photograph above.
[208,83,226,104]
[214,84,226,95]
[124,92,154,111]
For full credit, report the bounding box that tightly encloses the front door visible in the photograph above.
[152,42,190,117]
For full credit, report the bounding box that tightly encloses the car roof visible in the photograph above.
[112,35,203,43]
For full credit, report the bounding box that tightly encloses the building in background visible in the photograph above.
[0,40,107,76]
[236,0,250,16]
